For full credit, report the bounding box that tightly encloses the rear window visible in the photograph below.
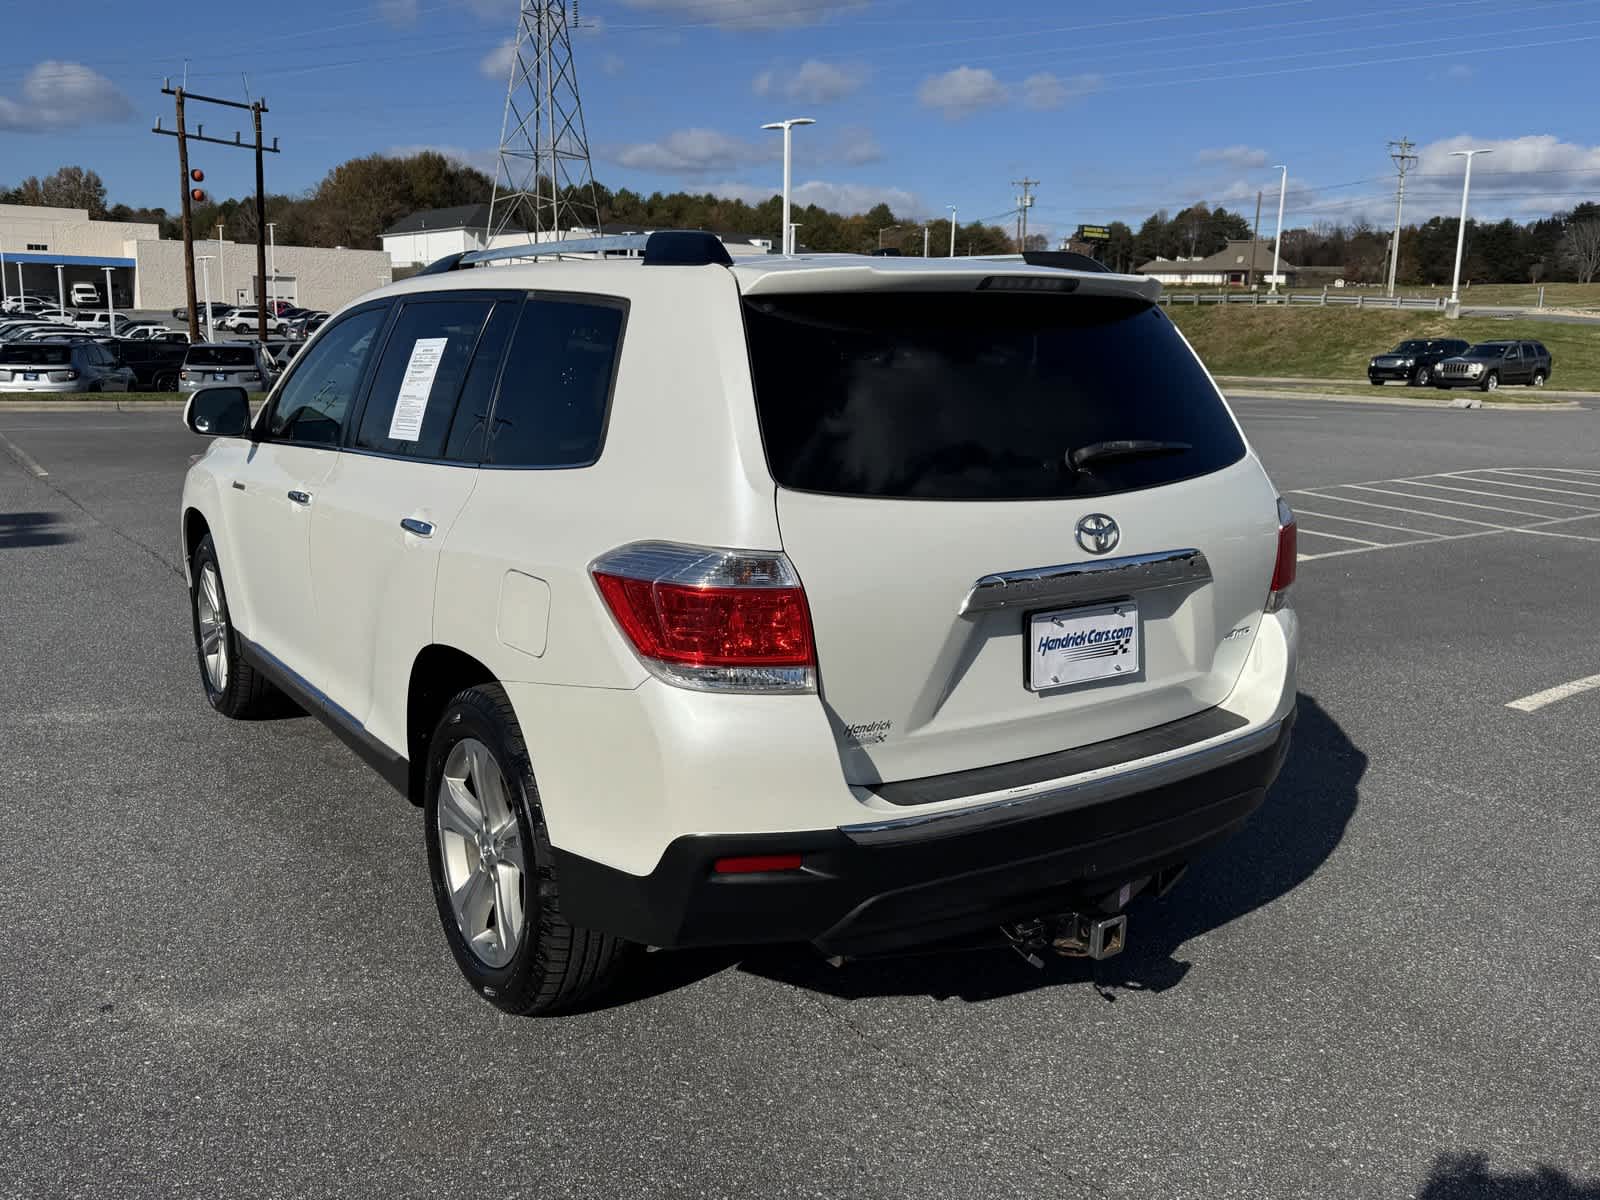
[186,346,256,367]
[743,292,1246,500]
[2,345,71,365]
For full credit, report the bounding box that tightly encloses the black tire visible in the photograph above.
[423,683,632,1016]
[1413,365,1432,387]
[189,533,280,719]
[1369,379,1383,386]
[154,371,177,392]
[1480,371,1499,393]
[1532,370,1547,388]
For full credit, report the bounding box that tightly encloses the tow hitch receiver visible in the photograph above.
[1003,913,1128,967]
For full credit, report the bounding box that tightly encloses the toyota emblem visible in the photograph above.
[1075,513,1120,555]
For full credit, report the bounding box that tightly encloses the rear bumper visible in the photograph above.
[1367,366,1412,382]
[555,710,1294,955]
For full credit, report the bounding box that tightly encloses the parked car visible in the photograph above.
[178,342,277,395]
[35,307,78,324]
[0,322,69,342]
[1367,338,1469,387]
[263,339,302,369]
[178,234,1300,1015]
[72,311,140,336]
[284,310,329,337]
[122,323,175,341]
[1434,340,1553,392]
[2,295,54,315]
[69,282,101,307]
[217,308,287,335]
[110,338,189,391]
[0,340,133,392]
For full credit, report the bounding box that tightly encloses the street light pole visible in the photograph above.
[267,222,277,306]
[217,223,226,307]
[1448,148,1493,307]
[948,206,957,257]
[0,236,8,307]
[761,117,815,255]
[923,226,930,257]
[104,266,115,331]
[197,254,216,341]
[54,264,65,311]
[1269,163,1287,294]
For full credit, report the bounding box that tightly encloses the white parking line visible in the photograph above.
[1343,484,1556,519]
[1446,472,1600,501]
[1296,490,1513,529]
[1481,469,1600,492]
[1291,509,1437,537]
[1507,673,1600,714]
[1297,527,1383,546]
[0,431,48,478]
[1401,480,1600,510]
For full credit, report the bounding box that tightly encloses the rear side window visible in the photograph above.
[267,307,387,446]
[486,297,625,468]
[3,345,70,365]
[354,297,495,459]
[743,292,1247,500]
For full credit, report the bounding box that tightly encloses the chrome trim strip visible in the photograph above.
[839,717,1283,846]
[959,548,1211,616]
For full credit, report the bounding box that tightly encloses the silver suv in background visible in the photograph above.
[178,343,277,395]
[1,341,134,392]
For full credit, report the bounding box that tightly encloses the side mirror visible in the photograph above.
[184,386,252,437]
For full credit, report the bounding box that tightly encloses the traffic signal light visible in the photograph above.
[190,168,204,182]
[191,188,207,203]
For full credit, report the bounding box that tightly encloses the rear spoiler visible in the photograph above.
[736,257,1162,302]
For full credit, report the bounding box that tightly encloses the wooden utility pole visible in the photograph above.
[253,104,270,341]
[155,82,279,345]
[173,91,200,343]
[1250,189,1263,289]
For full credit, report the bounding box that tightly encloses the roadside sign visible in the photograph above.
[1075,225,1112,242]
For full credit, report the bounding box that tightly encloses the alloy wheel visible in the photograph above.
[436,738,527,969]
[195,563,229,693]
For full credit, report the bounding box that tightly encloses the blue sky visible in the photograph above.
[4,0,1600,242]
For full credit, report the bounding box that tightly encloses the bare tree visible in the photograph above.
[1562,219,1600,284]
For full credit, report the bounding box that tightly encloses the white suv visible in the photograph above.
[179,233,1298,1015]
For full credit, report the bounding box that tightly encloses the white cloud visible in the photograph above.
[834,126,883,166]
[0,61,132,132]
[707,179,921,217]
[917,67,1007,120]
[1020,72,1101,111]
[1443,63,1474,81]
[608,128,772,174]
[753,59,869,104]
[601,53,625,76]
[1408,133,1600,216]
[479,40,516,80]
[376,0,419,26]
[619,0,867,30]
[1196,145,1269,169]
[387,143,499,175]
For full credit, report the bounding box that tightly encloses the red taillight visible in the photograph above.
[713,854,804,875]
[592,542,817,692]
[593,574,813,668]
[1268,497,1296,608]
[179,370,190,380]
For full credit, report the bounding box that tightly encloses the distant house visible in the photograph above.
[382,207,773,269]
[1136,239,1296,287]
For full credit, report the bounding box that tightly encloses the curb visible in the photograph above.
[1214,375,1599,401]
[0,399,187,412]
[1223,387,1583,412]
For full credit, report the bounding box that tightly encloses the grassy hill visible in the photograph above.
[1165,305,1600,391]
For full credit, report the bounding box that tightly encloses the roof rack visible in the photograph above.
[415,229,734,276]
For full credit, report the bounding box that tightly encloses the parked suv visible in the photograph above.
[1434,340,1553,391]
[1,341,133,392]
[179,234,1299,1014]
[1367,338,1468,387]
[69,281,101,307]
[178,342,276,394]
[111,338,189,391]
[217,308,287,335]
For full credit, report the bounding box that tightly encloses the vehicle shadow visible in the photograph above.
[735,691,1363,1004]
[1417,1152,1600,1199]
[0,511,74,550]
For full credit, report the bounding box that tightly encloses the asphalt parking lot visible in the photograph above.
[2,397,1598,1199]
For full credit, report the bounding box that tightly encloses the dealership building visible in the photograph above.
[0,202,392,312]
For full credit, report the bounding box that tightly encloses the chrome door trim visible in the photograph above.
[959,548,1211,616]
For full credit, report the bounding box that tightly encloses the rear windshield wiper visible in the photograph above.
[1067,439,1192,470]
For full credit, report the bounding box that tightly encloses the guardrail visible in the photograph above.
[1158,291,1446,311]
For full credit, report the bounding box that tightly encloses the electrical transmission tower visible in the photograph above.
[487,0,601,244]
[1012,177,1038,251]
[1386,136,1418,297]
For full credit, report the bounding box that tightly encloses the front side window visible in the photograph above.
[354,297,495,459]
[267,306,388,446]
[486,297,625,468]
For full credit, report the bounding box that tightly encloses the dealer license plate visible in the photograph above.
[23,372,39,381]
[213,372,227,381]
[1028,602,1140,691]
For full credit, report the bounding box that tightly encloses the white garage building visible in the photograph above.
[0,202,392,312]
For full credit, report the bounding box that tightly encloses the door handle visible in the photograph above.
[287,490,311,505]
[400,518,435,538]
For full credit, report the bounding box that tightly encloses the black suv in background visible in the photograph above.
[1434,340,1553,392]
[110,339,189,391]
[1367,338,1469,387]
